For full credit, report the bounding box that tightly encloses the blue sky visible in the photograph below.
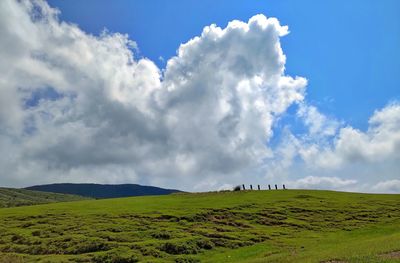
[1,0,399,192]
[48,0,400,130]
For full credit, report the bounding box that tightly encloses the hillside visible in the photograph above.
[0,190,399,262]
[25,183,181,199]
[0,187,90,208]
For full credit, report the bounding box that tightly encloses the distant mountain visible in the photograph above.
[25,183,182,199]
[0,187,90,208]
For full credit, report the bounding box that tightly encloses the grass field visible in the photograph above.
[0,188,90,208]
[0,190,399,262]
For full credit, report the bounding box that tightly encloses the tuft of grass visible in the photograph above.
[92,248,139,263]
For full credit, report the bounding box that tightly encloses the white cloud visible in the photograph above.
[265,102,400,193]
[0,0,306,190]
[372,180,400,193]
[296,103,340,137]
[301,103,400,169]
[290,176,357,190]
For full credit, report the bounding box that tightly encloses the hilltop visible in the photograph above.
[0,190,399,262]
[25,183,182,199]
[0,187,90,208]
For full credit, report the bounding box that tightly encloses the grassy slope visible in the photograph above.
[0,190,399,262]
[0,188,90,208]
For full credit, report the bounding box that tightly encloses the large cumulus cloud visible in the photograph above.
[0,0,306,189]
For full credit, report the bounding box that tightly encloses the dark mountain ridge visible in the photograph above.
[25,183,181,199]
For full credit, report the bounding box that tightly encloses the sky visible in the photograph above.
[0,0,399,192]
[48,0,400,130]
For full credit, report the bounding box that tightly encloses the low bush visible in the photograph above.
[92,250,139,263]
[139,246,162,257]
[233,185,241,191]
[174,256,201,263]
[69,239,109,254]
[196,239,214,250]
[151,231,171,239]
[161,241,199,255]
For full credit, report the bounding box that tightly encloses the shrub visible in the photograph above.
[161,241,199,255]
[139,246,162,258]
[151,231,171,239]
[233,185,241,191]
[196,239,214,250]
[69,239,109,254]
[31,230,41,237]
[10,234,30,245]
[175,257,200,263]
[92,250,139,263]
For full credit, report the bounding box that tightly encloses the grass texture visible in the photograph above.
[0,190,399,262]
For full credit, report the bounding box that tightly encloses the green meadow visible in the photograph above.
[0,190,399,262]
[0,188,90,208]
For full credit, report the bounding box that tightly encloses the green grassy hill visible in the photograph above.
[0,188,90,208]
[0,190,399,262]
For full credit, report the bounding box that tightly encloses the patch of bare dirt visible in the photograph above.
[320,260,347,263]
[380,250,400,259]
